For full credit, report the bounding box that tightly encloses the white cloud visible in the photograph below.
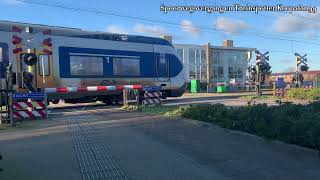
[272,15,307,33]
[272,13,320,33]
[2,0,23,5]
[106,25,128,34]
[215,17,248,35]
[180,20,201,37]
[133,23,168,37]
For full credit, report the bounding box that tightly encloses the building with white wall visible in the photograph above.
[174,40,256,84]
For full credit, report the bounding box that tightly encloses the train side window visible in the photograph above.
[113,57,140,76]
[70,56,103,76]
[39,55,50,76]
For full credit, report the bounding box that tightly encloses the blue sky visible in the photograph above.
[0,0,319,72]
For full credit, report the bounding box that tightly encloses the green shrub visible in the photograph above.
[286,88,320,100]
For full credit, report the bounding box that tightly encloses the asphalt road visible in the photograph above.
[0,108,319,180]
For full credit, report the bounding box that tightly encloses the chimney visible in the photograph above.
[161,35,172,43]
[223,40,233,47]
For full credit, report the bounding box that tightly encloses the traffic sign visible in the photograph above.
[13,92,45,100]
[255,51,269,63]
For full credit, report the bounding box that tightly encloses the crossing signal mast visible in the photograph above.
[254,51,271,96]
[11,26,52,92]
[294,53,309,88]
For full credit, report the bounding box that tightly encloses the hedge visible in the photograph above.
[285,88,320,100]
[139,102,320,150]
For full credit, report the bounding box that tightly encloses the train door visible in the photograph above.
[156,53,170,83]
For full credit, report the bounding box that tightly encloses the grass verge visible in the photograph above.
[240,95,275,100]
[138,102,320,150]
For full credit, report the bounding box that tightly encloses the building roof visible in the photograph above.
[174,43,256,51]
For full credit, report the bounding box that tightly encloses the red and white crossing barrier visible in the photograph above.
[143,92,162,105]
[45,85,143,93]
[13,110,46,119]
[13,101,45,109]
[13,101,47,120]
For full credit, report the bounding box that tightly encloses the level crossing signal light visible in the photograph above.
[20,53,37,66]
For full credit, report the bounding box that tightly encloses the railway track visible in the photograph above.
[48,91,274,113]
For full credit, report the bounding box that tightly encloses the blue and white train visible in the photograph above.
[0,21,186,104]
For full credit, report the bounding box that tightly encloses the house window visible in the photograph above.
[113,57,140,76]
[177,49,184,62]
[189,65,196,79]
[70,56,103,76]
[200,50,206,64]
[189,49,196,65]
[188,49,208,81]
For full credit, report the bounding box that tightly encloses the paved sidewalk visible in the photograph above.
[130,117,320,180]
[0,110,319,180]
[0,130,81,180]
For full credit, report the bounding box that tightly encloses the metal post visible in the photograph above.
[272,82,276,97]
[136,89,140,107]
[8,92,13,126]
[6,64,13,126]
[256,68,261,96]
[0,75,3,124]
[45,92,48,119]
[123,89,128,107]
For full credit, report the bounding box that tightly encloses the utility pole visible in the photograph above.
[5,63,13,126]
[294,53,309,88]
[255,51,271,96]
